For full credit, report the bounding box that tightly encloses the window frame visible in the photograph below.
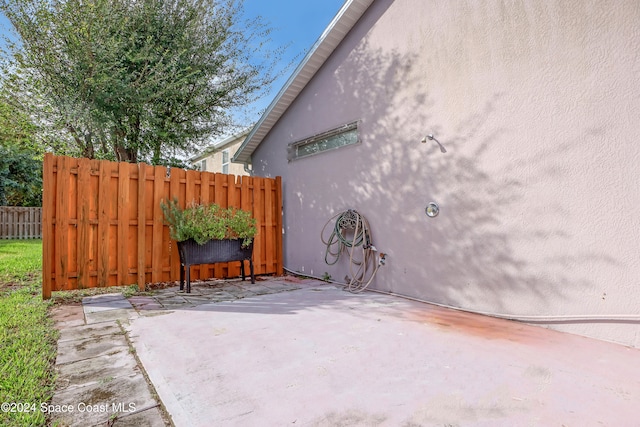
[221,149,230,174]
[287,121,360,161]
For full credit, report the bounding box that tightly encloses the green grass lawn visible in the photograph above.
[0,239,58,427]
[0,239,43,283]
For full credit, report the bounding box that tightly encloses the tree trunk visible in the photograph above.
[113,124,137,162]
[152,144,162,165]
[66,122,95,159]
[115,145,137,163]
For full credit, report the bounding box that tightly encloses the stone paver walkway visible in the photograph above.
[128,277,306,313]
[49,276,314,426]
[50,294,168,427]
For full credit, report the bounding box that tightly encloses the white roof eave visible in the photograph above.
[232,0,374,164]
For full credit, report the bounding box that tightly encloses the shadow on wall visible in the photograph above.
[289,38,617,313]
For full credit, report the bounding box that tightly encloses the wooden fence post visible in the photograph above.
[275,176,283,276]
[42,154,54,299]
[76,158,91,288]
[137,163,147,291]
[150,166,165,284]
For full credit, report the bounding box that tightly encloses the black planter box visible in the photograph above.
[177,239,254,293]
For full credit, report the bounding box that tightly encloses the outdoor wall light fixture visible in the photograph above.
[421,134,447,153]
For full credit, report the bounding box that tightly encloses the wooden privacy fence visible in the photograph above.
[0,207,43,239]
[42,154,283,299]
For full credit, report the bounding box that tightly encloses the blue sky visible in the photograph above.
[244,1,345,56]
[0,0,346,122]
[240,0,346,116]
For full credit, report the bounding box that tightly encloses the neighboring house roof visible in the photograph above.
[191,128,251,163]
[232,0,374,164]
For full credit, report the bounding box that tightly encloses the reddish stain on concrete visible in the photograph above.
[404,304,556,344]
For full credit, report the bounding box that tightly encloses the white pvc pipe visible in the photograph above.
[284,267,640,323]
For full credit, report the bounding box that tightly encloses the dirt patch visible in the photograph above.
[143,281,181,291]
[0,282,21,292]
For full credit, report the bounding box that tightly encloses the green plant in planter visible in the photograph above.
[160,198,257,247]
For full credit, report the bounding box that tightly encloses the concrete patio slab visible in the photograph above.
[126,284,640,427]
[50,280,308,426]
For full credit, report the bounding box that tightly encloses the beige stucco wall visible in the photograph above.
[195,140,248,176]
[252,0,640,347]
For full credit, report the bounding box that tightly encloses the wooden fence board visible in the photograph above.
[137,163,147,290]
[0,207,43,239]
[168,167,182,281]
[97,160,110,288]
[76,158,91,288]
[41,154,282,297]
[253,178,264,274]
[151,166,165,284]
[264,178,275,273]
[42,155,55,298]
[56,156,70,290]
[274,176,284,276]
[116,163,131,284]
[212,173,226,279]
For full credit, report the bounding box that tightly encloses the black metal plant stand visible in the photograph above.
[177,239,255,293]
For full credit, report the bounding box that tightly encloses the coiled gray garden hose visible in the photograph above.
[321,210,383,293]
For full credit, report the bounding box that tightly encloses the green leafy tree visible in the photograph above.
[0,0,283,164]
[0,145,42,206]
[0,97,42,206]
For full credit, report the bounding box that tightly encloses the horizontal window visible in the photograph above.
[287,122,359,161]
